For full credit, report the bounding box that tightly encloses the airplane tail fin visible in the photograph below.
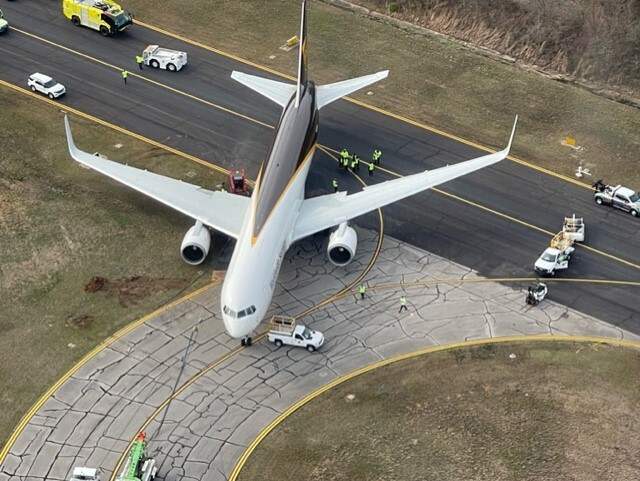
[295,0,308,107]
[231,0,388,109]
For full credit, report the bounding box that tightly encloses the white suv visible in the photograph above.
[0,10,8,34]
[28,73,66,99]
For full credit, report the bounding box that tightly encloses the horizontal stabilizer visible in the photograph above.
[231,71,297,108]
[64,116,250,239]
[316,70,389,110]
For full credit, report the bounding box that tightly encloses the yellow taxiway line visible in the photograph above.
[228,334,640,480]
[0,282,218,463]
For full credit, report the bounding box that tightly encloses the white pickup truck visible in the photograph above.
[142,45,187,71]
[268,316,324,352]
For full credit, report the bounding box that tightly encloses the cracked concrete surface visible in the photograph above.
[1,228,638,481]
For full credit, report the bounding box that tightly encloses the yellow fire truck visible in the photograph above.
[63,0,133,36]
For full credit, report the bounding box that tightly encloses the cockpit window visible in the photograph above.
[223,305,237,318]
[224,305,256,319]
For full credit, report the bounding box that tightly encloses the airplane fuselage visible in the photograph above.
[220,82,319,338]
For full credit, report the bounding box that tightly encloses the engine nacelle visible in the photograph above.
[327,222,357,266]
[180,221,211,265]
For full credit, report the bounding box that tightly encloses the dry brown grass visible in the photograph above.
[0,90,227,445]
[238,341,640,480]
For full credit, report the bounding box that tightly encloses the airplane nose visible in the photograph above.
[223,314,253,339]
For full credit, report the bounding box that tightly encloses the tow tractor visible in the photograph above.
[525,281,548,306]
[228,169,249,195]
[116,432,157,481]
[267,316,324,352]
[142,45,188,72]
[534,216,585,276]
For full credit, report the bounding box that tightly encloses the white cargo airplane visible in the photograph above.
[65,0,517,346]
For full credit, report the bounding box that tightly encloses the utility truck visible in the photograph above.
[116,432,157,481]
[142,45,187,72]
[593,180,640,217]
[534,216,585,276]
[63,0,133,36]
[267,316,324,352]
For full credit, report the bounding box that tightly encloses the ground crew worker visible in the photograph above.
[372,149,382,165]
[340,148,349,168]
[368,162,374,176]
[121,69,128,84]
[399,295,407,313]
[352,153,360,171]
[343,155,350,170]
[332,178,338,192]
[136,55,144,70]
[358,284,366,299]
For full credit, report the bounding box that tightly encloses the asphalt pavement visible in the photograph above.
[1,2,639,334]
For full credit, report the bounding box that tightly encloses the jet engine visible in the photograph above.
[180,221,211,265]
[327,222,357,266]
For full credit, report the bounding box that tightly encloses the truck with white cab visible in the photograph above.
[534,216,585,276]
[593,180,640,217]
[268,316,324,352]
[143,45,187,72]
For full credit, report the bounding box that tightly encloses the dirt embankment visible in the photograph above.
[357,0,640,100]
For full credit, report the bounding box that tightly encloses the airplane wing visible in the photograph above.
[291,117,518,242]
[64,116,250,240]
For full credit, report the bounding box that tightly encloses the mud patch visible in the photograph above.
[66,315,93,329]
[84,275,187,306]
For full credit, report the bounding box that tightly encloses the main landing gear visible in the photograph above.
[240,336,252,347]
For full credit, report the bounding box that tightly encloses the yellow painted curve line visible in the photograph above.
[0,281,218,463]
[110,156,386,480]
[228,333,640,480]
[108,338,247,481]
[334,276,640,301]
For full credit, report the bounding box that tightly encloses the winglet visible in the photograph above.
[506,115,518,154]
[64,115,79,158]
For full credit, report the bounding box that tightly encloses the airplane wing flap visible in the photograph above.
[65,117,249,239]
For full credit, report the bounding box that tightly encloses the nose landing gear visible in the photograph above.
[240,336,252,347]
